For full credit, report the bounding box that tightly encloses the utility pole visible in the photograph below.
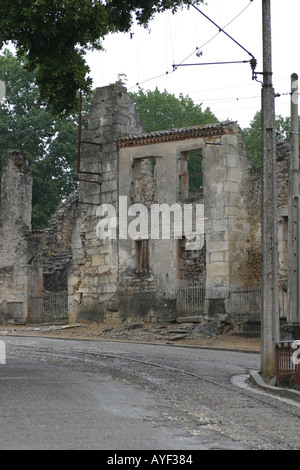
[261,0,279,377]
[288,73,300,324]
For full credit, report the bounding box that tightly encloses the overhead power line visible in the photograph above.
[128,0,257,90]
[175,1,257,79]
[173,60,250,70]
[179,0,255,65]
[189,1,255,60]
[194,0,255,52]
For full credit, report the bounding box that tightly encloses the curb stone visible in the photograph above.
[249,370,300,402]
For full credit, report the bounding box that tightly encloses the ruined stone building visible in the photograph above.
[0,84,291,329]
[0,152,77,324]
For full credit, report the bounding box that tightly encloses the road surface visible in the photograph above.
[0,336,299,451]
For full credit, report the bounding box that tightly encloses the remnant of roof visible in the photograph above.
[117,121,237,148]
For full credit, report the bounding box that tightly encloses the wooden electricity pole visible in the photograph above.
[261,0,279,378]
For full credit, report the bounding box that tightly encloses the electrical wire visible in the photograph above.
[189,1,255,60]
[193,89,297,108]
[128,0,256,91]
[127,88,295,127]
[173,60,250,69]
[197,94,261,105]
[179,0,255,66]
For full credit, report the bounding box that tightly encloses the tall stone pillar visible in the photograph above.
[0,151,42,324]
[68,85,144,322]
[0,151,32,231]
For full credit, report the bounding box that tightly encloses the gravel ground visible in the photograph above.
[3,334,300,450]
[0,319,261,352]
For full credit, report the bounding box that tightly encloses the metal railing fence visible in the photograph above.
[28,291,68,325]
[177,281,205,316]
[228,288,261,324]
[275,340,300,390]
[228,287,287,324]
[176,282,287,323]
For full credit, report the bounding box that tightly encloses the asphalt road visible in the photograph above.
[0,336,299,451]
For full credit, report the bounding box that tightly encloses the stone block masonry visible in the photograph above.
[0,87,292,326]
[68,87,268,324]
[0,151,43,323]
[118,119,258,320]
[0,152,79,324]
[68,85,145,323]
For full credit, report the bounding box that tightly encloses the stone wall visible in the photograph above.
[68,85,145,322]
[0,87,292,326]
[0,152,79,323]
[42,191,78,260]
[203,126,256,300]
[118,121,257,319]
[245,163,261,287]
[237,138,289,318]
[0,151,43,323]
[42,191,78,293]
[276,139,289,316]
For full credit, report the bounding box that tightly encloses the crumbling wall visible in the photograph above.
[42,191,78,293]
[0,151,79,324]
[118,121,258,320]
[245,163,261,287]
[276,139,289,316]
[0,151,43,323]
[276,140,289,287]
[68,85,145,322]
[0,89,292,326]
[238,138,289,318]
[277,140,289,209]
[42,191,78,259]
[204,126,256,301]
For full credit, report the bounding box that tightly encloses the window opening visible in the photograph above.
[134,240,150,270]
[188,149,203,195]
[177,237,186,280]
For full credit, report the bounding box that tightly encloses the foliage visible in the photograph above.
[188,150,203,193]
[243,110,291,167]
[0,0,203,116]
[0,50,83,228]
[242,111,262,166]
[129,87,217,132]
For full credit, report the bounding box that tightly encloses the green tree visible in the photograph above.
[242,111,262,166]
[0,0,204,116]
[243,110,291,167]
[130,87,217,132]
[0,50,82,228]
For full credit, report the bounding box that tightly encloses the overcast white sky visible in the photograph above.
[85,0,300,129]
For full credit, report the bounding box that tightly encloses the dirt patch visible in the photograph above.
[0,321,261,352]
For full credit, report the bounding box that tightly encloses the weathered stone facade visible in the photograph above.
[68,85,145,322]
[66,85,268,323]
[0,85,292,327]
[0,152,78,323]
[117,121,258,320]
[67,86,291,324]
[42,191,78,293]
[0,151,43,323]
